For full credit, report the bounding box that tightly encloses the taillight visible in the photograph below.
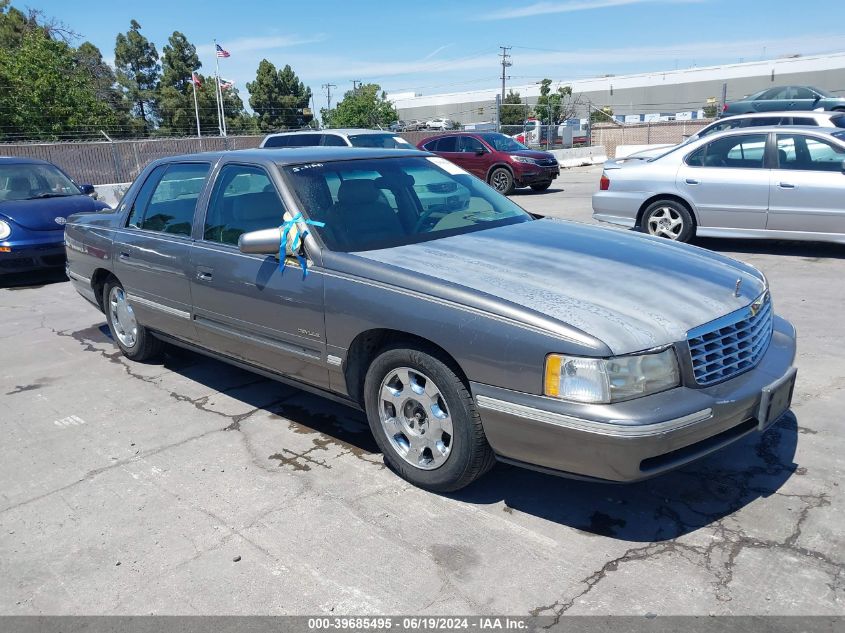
[723,103,728,111]
[599,174,610,191]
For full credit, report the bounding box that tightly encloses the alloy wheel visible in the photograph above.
[108,286,138,348]
[647,206,684,240]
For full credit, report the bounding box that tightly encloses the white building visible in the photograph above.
[389,52,845,124]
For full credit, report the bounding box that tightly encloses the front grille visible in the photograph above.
[536,158,557,167]
[687,292,773,386]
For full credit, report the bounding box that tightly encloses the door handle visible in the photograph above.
[118,251,130,260]
[196,271,213,281]
[685,178,700,185]
[778,182,796,189]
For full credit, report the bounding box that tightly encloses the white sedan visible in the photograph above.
[426,118,454,130]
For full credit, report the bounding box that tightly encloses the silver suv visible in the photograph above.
[260,129,415,150]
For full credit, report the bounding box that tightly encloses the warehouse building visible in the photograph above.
[389,51,845,125]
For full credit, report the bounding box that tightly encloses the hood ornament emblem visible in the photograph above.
[734,278,742,297]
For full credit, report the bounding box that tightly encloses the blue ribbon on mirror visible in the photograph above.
[279,212,325,278]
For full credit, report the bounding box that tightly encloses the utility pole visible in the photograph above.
[322,83,336,112]
[351,80,361,93]
[499,46,512,102]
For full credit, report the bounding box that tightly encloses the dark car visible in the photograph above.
[417,132,559,194]
[723,85,845,117]
[64,147,796,492]
[0,157,107,275]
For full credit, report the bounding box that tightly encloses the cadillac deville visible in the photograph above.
[65,147,797,492]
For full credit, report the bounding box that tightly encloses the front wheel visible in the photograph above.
[530,181,552,192]
[489,167,515,195]
[640,200,695,242]
[364,346,495,492]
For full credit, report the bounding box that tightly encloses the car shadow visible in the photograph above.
[693,237,845,260]
[452,412,799,542]
[1,268,68,290]
[91,328,800,542]
[512,187,565,196]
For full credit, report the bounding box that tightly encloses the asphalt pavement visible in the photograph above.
[1,166,843,615]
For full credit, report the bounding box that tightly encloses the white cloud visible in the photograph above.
[195,33,327,57]
[482,0,702,20]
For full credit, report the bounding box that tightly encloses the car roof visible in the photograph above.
[262,128,391,138]
[0,156,53,166]
[705,125,843,135]
[719,110,839,121]
[150,146,431,168]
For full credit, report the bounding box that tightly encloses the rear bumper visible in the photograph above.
[473,316,797,482]
[0,238,66,274]
[591,190,649,228]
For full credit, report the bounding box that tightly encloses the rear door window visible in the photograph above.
[434,136,458,152]
[321,134,348,147]
[686,134,767,169]
[263,134,322,147]
[127,162,210,235]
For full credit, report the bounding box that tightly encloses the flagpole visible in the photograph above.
[191,73,201,138]
[214,39,224,136]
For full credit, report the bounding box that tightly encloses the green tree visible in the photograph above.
[535,79,577,124]
[590,106,614,124]
[75,41,138,137]
[500,89,527,125]
[0,30,122,140]
[322,83,397,128]
[247,60,313,131]
[703,102,718,118]
[114,19,160,133]
[157,31,201,135]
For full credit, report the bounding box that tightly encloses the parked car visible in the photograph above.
[0,157,107,275]
[405,120,425,131]
[260,130,467,214]
[723,86,845,117]
[615,110,845,162]
[425,118,454,130]
[419,132,559,194]
[65,146,797,491]
[260,129,415,150]
[388,120,407,132]
[592,126,845,244]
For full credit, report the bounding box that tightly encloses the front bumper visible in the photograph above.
[473,315,797,482]
[513,163,559,186]
[0,235,66,274]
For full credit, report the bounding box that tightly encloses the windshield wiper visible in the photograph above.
[28,193,73,199]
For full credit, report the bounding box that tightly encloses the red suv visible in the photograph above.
[417,132,559,195]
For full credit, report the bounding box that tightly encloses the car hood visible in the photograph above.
[510,149,556,160]
[355,219,767,355]
[0,195,106,231]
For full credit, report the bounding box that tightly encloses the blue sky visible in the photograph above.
[31,0,845,113]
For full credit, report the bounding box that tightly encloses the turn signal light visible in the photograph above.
[599,174,610,191]
[0,246,10,253]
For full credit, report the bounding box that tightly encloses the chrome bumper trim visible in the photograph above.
[476,394,712,438]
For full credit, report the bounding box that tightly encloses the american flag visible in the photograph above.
[216,44,230,58]
[219,78,233,90]
[191,72,202,87]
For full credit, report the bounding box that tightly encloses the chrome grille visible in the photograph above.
[687,292,773,386]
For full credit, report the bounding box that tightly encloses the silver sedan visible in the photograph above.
[592,126,845,244]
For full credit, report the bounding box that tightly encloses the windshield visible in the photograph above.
[0,163,81,202]
[281,156,531,252]
[477,133,528,152]
[347,134,415,149]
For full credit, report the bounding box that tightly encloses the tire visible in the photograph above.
[363,345,495,492]
[103,278,163,361]
[489,167,515,195]
[530,181,552,192]
[640,199,695,242]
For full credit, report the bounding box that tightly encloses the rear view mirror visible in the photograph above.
[79,183,98,199]
[238,228,283,256]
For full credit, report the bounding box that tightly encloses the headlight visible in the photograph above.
[510,155,537,164]
[0,220,10,240]
[544,348,680,404]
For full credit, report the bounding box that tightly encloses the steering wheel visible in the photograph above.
[413,208,438,233]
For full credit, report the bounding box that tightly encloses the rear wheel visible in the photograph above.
[364,346,495,492]
[489,167,515,195]
[104,279,163,361]
[640,199,695,242]
[530,181,552,192]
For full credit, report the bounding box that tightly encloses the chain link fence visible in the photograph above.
[0,135,263,185]
[591,120,713,158]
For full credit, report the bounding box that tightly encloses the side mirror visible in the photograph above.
[238,228,283,256]
[475,148,486,156]
[681,134,692,140]
[79,183,98,199]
